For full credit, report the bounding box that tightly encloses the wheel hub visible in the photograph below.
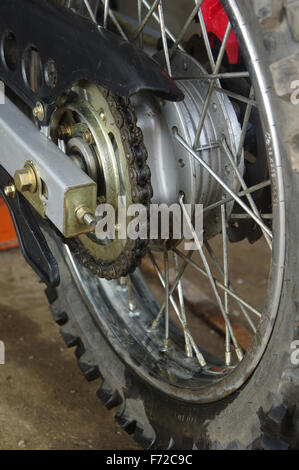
[132,51,244,239]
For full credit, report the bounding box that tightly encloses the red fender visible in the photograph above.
[201,0,239,65]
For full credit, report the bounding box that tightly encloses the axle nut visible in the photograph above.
[14,166,37,193]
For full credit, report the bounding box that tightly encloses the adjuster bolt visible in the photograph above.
[75,206,96,229]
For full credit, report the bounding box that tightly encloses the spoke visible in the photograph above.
[230,213,272,220]
[142,0,182,49]
[100,0,129,40]
[148,249,207,367]
[221,136,272,250]
[85,0,128,39]
[214,86,257,107]
[132,0,160,43]
[150,248,190,330]
[204,241,257,334]
[164,246,170,349]
[84,0,98,23]
[203,180,271,214]
[237,86,255,163]
[174,248,262,319]
[158,1,172,76]
[137,0,144,49]
[174,129,273,239]
[179,195,243,361]
[126,275,137,313]
[198,8,215,70]
[169,0,204,58]
[173,252,193,358]
[120,276,137,313]
[103,0,109,28]
[193,22,232,149]
[221,203,232,365]
[173,71,250,81]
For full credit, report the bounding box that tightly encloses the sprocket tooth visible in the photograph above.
[61,87,152,280]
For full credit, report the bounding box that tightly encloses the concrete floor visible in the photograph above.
[0,248,139,450]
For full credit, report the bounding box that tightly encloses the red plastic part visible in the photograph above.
[0,197,18,251]
[201,0,239,65]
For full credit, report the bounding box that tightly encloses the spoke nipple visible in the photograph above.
[4,184,16,199]
[235,348,244,362]
[32,102,45,121]
[186,346,193,358]
[225,351,232,366]
[129,301,137,313]
[100,112,106,122]
[75,206,96,230]
[151,320,159,331]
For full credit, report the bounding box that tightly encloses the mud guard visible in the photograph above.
[0,0,183,125]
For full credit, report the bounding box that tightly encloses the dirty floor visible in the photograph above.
[0,248,139,450]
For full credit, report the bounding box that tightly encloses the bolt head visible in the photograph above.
[4,184,16,199]
[14,168,37,193]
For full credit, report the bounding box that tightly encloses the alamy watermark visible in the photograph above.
[0,340,5,365]
[291,340,299,365]
[95,197,203,250]
[291,80,299,105]
[0,80,4,105]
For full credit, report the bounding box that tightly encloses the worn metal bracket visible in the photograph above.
[0,98,97,238]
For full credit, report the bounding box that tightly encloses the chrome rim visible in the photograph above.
[62,0,286,402]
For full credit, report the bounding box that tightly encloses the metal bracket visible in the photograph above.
[0,98,97,238]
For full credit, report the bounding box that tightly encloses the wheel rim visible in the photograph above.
[60,0,286,403]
